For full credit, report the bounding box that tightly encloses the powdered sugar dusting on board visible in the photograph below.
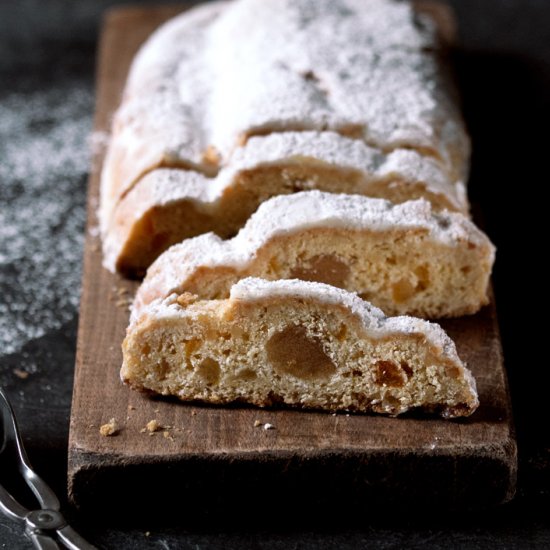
[0,81,93,355]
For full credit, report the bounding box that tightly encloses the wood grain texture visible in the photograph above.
[68,3,516,517]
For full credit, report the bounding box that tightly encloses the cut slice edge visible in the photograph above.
[133,191,495,319]
[101,131,468,275]
[122,277,479,418]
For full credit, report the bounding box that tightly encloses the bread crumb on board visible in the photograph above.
[99,418,118,436]
[13,368,29,379]
[163,430,175,442]
[141,419,162,433]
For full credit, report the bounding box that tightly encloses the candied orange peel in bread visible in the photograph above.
[122,278,479,418]
[100,0,470,275]
[133,191,495,319]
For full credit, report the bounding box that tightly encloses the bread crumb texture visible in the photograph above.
[122,278,478,418]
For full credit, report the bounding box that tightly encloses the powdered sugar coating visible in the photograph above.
[204,0,466,163]
[102,0,470,234]
[234,191,486,250]
[124,3,226,98]
[233,277,386,327]
[229,278,465,365]
[99,2,225,233]
[215,132,467,211]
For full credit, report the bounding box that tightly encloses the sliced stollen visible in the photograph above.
[99,1,225,233]
[102,0,468,203]
[101,0,471,275]
[122,278,479,418]
[102,131,467,276]
[133,191,495,319]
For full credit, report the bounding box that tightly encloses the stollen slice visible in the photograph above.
[134,191,494,319]
[122,278,478,418]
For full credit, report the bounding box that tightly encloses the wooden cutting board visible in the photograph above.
[68,4,516,517]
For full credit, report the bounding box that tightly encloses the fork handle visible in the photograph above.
[29,532,60,550]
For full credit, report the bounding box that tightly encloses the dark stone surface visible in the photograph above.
[0,0,549,548]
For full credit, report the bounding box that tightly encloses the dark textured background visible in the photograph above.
[1,0,549,548]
